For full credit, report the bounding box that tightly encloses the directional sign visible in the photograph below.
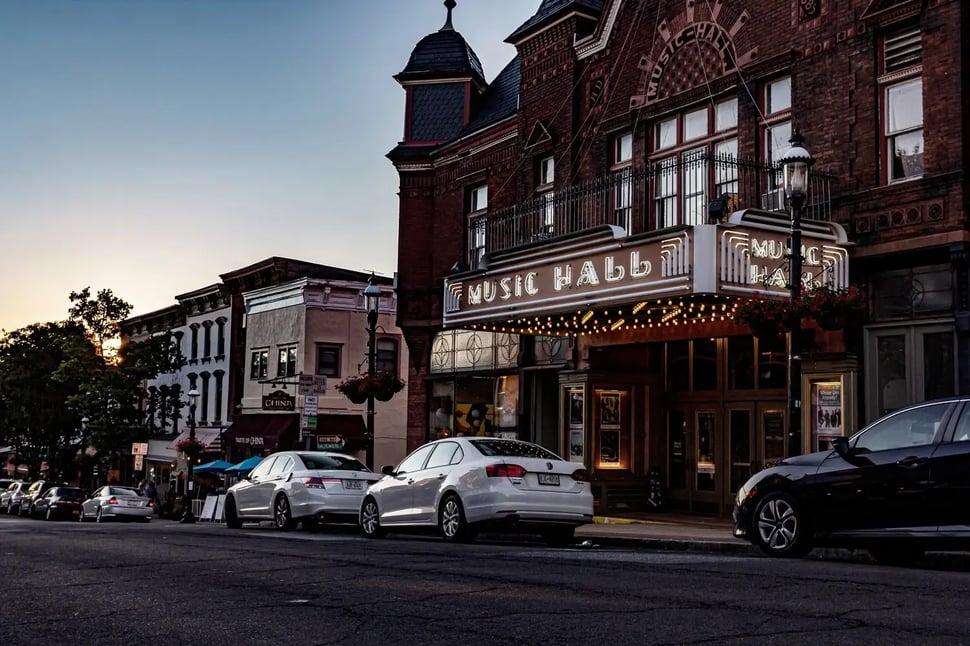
[316,435,345,450]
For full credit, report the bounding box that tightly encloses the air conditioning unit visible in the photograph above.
[760,188,786,212]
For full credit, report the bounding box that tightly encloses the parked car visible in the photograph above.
[734,397,970,565]
[1,481,28,514]
[31,486,87,521]
[224,451,381,530]
[80,485,154,522]
[18,480,68,517]
[359,437,594,545]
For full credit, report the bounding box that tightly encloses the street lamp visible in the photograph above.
[363,277,382,471]
[181,388,200,523]
[779,129,814,458]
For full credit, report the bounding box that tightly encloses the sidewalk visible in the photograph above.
[575,511,754,554]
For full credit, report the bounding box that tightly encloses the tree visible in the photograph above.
[68,287,132,363]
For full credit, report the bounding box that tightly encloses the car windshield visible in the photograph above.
[469,439,562,460]
[109,487,141,497]
[299,454,369,472]
[58,489,87,501]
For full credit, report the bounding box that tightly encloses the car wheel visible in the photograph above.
[78,509,86,523]
[752,492,812,558]
[224,496,242,529]
[868,544,925,567]
[273,495,296,531]
[542,526,576,546]
[438,494,473,543]
[359,497,385,538]
[45,506,54,521]
[96,507,104,523]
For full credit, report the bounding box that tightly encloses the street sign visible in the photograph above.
[131,442,149,456]
[303,394,319,415]
[134,454,144,471]
[316,435,345,450]
[298,374,315,395]
[313,375,327,394]
[302,414,318,430]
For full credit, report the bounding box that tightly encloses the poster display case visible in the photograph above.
[595,389,629,470]
[564,385,586,464]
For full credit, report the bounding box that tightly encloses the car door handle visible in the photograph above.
[407,478,414,485]
[896,456,927,469]
[436,473,446,480]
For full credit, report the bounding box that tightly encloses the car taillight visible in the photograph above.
[302,477,341,489]
[571,468,589,482]
[485,463,527,478]
[107,497,118,504]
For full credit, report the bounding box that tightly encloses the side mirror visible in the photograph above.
[832,436,851,459]
[381,465,396,476]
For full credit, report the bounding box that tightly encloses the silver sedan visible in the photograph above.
[359,438,594,544]
[225,451,381,530]
[80,486,154,522]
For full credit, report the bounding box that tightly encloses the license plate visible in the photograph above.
[72,510,80,516]
[126,500,140,507]
[343,480,363,490]
[538,474,560,486]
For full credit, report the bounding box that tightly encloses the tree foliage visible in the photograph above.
[0,288,184,482]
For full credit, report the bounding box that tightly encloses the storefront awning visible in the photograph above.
[222,414,298,452]
[167,428,223,453]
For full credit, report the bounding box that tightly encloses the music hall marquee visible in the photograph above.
[443,210,851,336]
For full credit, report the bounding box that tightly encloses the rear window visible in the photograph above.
[109,487,141,497]
[58,489,87,501]
[299,454,369,472]
[469,439,562,460]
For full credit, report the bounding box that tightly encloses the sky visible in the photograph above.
[0,0,539,333]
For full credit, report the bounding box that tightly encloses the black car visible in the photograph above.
[734,397,970,565]
[31,486,87,520]
[18,480,68,517]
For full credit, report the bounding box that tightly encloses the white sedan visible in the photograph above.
[224,451,381,530]
[80,486,154,522]
[359,438,593,544]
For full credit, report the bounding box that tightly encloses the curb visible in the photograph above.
[592,516,649,525]
[577,533,759,555]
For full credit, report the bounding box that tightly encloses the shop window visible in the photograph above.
[881,28,923,182]
[316,344,341,378]
[866,324,956,420]
[427,375,519,442]
[250,349,268,380]
[727,336,755,390]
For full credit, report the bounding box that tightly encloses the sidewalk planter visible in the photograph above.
[733,294,798,339]
[175,438,205,459]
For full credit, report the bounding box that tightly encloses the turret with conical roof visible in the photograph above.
[391,0,487,151]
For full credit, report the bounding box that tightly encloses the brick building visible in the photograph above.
[389,0,967,514]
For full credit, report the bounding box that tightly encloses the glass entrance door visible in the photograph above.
[666,406,721,511]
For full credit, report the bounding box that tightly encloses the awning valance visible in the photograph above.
[222,414,299,452]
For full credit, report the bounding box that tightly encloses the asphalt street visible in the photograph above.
[3,514,970,646]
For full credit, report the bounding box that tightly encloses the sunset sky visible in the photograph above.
[0,0,537,333]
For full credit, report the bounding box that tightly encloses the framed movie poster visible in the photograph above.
[600,429,620,465]
[565,387,585,464]
[810,378,844,452]
[599,392,620,428]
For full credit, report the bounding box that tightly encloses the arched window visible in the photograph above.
[189,323,200,361]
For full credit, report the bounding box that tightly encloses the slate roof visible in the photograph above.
[396,27,485,84]
[463,56,521,135]
[507,0,604,43]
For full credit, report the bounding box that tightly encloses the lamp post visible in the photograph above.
[779,129,814,457]
[80,416,90,487]
[181,388,200,523]
[363,277,382,471]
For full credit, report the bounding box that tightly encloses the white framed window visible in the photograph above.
[766,77,791,114]
[537,156,555,235]
[648,97,738,228]
[469,184,488,213]
[249,349,268,380]
[611,132,633,233]
[614,132,633,164]
[880,28,922,183]
[277,346,297,378]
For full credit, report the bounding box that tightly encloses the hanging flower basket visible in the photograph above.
[732,293,801,339]
[176,437,205,458]
[336,370,406,404]
[801,284,865,330]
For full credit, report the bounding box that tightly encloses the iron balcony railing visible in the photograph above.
[468,152,833,267]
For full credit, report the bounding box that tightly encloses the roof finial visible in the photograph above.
[441,0,456,31]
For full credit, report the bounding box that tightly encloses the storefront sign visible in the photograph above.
[262,390,295,411]
[235,436,266,447]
